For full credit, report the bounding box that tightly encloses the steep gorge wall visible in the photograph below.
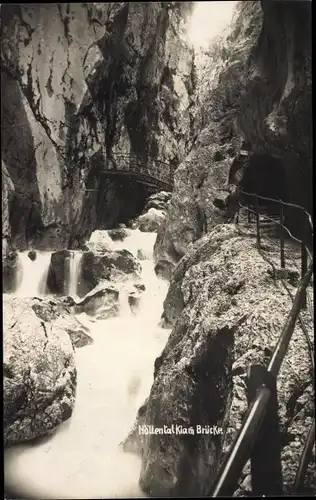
[155,0,312,272]
[237,0,312,233]
[1,2,195,253]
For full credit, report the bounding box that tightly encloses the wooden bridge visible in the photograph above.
[92,153,175,191]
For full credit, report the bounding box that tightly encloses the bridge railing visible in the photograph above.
[209,190,314,497]
[102,153,174,188]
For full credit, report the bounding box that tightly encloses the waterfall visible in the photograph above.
[4,229,171,499]
[68,251,82,297]
[15,252,52,297]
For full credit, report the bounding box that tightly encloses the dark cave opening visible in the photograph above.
[230,153,312,246]
[241,154,287,206]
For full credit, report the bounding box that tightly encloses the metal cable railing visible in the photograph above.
[209,189,314,497]
[239,189,313,233]
[237,201,313,260]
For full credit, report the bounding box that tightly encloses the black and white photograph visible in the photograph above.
[2,0,314,498]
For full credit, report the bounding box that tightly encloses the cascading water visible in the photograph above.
[15,251,52,297]
[4,229,171,499]
[68,251,82,297]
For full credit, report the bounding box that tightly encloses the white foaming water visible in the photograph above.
[15,251,52,297]
[68,251,82,298]
[5,229,171,499]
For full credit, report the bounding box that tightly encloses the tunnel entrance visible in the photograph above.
[231,153,288,218]
[241,154,287,204]
[228,152,312,247]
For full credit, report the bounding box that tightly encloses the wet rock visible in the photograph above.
[154,259,174,281]
[135,208,166,233]
[108,228,129,242]
[61,296,77,307]
[137,248,151,261]
[128,285,145,315]
[74,283,120,320]
[79,249,142,295]
[128,293,140,314]
[30,297,93,349]
[3,295,77,446]
[46,250,72,295]
[87,230,111,254]
[2,161,15,256]
[126,220,135,229]
[143,191,172,213]
[78,243,90,252]
[28,249,37,261]
[150,191,172,202]
[3,251,21,293]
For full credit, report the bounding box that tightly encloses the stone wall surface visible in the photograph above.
[154,0,312,272]
[1,2,195,252]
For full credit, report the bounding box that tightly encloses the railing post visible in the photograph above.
[247,365,283,496]
[255,195,261,249]
[293,420,315,494]
[301,215,308,310]
[280,200,285,268]
[235,202,240,225]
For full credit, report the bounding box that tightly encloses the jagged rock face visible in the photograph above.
[155,0,311,271]
[125,224,314,495]
[1,3,195,252]
[2,162,15,256]
[237,0,312,235]
[154,1,263,272]
[3,295,77,446]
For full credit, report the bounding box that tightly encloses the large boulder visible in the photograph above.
[32,297,93,349]
[3,296,78,446]
[79,249,142,296]
[143,191,172,213]
[135,208,166,233]
[124,224,314,496]
[74,283,120,320]
[107,228,130,242]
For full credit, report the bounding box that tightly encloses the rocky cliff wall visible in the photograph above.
[126,224,314,495]
[1,2,195,253]
[237,0,312,235]
[155,0,312,272]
